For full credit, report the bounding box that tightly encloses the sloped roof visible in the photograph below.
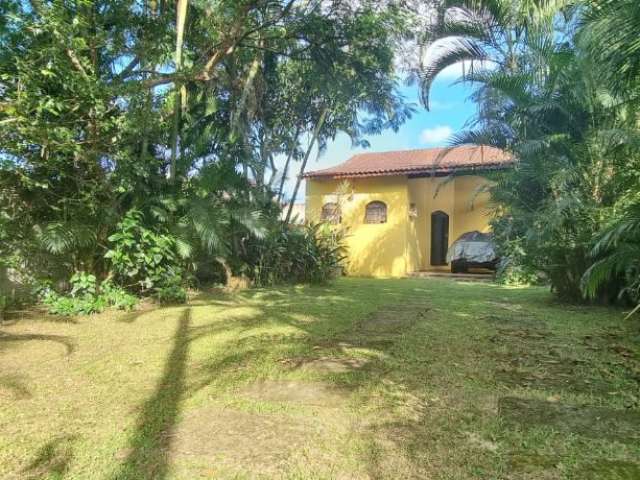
[304,145,513,179]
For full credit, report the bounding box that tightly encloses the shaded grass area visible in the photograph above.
[0,278,639,479]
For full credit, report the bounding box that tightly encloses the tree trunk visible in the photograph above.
[170,0,189,182]
[285,108,328,224]
[277,124,301,203]
[231,48,262,136]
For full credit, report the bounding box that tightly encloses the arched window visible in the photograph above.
[321,202,341,224]
[365,201,387,224]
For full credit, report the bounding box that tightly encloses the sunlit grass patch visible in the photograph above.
[0,278,638,479]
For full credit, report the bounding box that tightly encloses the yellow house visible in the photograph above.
[304,146,513,277]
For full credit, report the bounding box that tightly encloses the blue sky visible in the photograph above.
[283,63,479,202]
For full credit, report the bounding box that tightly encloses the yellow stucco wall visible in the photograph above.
[305,174,493,277]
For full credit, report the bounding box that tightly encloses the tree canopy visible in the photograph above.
[420,0,640,307]
[0,0,412,308]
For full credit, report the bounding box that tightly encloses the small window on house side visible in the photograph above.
[365,201,387,224]
[321,202,341,224]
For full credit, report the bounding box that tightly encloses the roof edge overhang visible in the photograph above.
[304,161,515,180]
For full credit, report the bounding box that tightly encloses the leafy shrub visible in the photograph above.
[100,281,138,311]
[252,223,346,286]
[105,209,187,300]
[582,201,640,308]
[42,290,105,316]
[41,274,137,316]
[493,234,542,286]
[70,271,97,297]
[154,281,187,304]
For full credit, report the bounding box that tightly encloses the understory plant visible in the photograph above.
[419,0,640,304]
[582,200,640,312]
[252,223,346,286]
[105,209,188,303]
[41,273,137,316]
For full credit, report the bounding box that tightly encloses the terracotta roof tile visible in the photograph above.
[304,145,513,179]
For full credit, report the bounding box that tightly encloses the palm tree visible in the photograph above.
[579,0,640,95]
[421,4,640,301]
[418,0,566,109]
[582,201,640,313]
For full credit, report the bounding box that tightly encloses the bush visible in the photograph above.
[70,271,97,297]
[154,282,187,304]
[100,281,138,311]
[105,209,187,300]
[41,274,137,316]
[493,236,542,286]
[42,291,104,316]
[252,223,346,286]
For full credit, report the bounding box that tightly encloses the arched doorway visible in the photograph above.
[430,211,449,266]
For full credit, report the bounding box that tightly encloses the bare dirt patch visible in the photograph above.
[283,356,370,374]
[239,380,346,407]
[499,397,640,444]
[356,304,431,336]
[172,407,327,477]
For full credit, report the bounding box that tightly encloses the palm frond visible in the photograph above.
[582,243,640,298]
[34,222,97,255]
[420,38,488,109]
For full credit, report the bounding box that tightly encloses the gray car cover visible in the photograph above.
[446,231,498,264]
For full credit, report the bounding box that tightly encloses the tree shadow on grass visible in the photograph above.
[111,308,191,480]
[109,280,532,478]
[0,332,75,355]
[22,435,77,480]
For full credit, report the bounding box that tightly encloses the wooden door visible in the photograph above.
[430,211,449,266]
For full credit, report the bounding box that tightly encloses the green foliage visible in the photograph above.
[580,0,640,93]
[0,294,9,320]
[42,275,137,316]
[493,228,541,286]
[582,201,640,307]
[105,210,186,297]
[153,280,188,305]
[100,281,139,311]
[422,1,640,304]
[0,1,408,300]
[252,223,346,286]
[70,271,97,297]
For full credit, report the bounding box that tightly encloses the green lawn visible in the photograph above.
[1,278,639,479]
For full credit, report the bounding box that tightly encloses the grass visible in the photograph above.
[1,277,639,479]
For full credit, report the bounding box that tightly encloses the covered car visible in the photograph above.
[446,231,499,273]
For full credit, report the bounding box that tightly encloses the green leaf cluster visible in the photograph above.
[420,0,640,306]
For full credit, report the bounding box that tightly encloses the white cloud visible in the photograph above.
[420,125,453,145]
